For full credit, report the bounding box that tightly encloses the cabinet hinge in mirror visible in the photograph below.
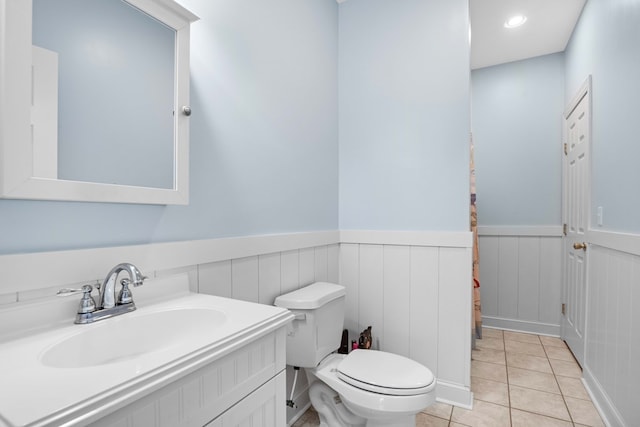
[564,143,568,155]
[563,224,567,236]
[562,303,566,315]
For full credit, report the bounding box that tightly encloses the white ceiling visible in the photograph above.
[470,0,586,70]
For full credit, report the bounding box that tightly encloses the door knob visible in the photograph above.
[573,242,587,250]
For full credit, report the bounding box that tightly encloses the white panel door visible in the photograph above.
[562,79,591,367]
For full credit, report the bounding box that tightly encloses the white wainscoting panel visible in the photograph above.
[281,250,300,295]
[339,232,473,408]
[478,231,562,336]
[340,243,360,335]
[258,253,281,305]
[231,256,260,303]
[299,247,316,288]
[314,246,328,282]
[358,244,384,349]
[0,231,340,295]
[383,245,411,358]
[197,245,339,307]
[409,246,439,377]
[438,247,473,388]
[584,242,640,427]
[198,260,232,298]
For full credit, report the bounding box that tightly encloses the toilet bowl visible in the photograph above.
[274,282,436,427]
[310,352,436,426]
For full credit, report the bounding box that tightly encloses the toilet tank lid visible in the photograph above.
[274,282,345,309]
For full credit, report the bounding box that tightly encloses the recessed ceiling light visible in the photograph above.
[504,14,527,29]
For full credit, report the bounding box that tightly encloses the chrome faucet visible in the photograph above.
[57,263,147,324]
[99,262,146,309]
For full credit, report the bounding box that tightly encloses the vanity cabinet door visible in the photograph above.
[88,328,287,427]
[206,371,285,427]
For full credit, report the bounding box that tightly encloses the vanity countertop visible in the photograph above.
[0,285,292,427]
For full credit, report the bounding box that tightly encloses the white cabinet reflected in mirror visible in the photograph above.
[0,0,198,205]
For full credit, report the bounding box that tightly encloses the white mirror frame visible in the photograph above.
[0,0,198,205]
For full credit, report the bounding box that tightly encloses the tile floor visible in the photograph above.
[291,328,605,427]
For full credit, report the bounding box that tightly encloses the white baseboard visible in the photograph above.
[435,381,473,409]
[482,316,560,337]
[583,366,626,427]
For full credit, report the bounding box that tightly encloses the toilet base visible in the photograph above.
[309,380,366,427]
[308,380,419,427]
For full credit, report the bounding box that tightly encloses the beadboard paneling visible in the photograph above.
[231,256,259,303]
[539,238,562,324]
[478,234,562,335]
[340,243,360,335]
[199,246,337,307]
[409,246,439,376]
[198,260,232,298]
[339,235,473,407]
[258,253,281,305]
[299,247,316,287]
[0,231,339,295]
[358,244,384,349]
[383,245,411,358]
[584,242,640,427]
[438,247,473,387]
[314,246,329,282]
[280,250,300,295]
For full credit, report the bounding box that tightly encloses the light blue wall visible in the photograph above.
[338,0,471,231]
[472,53,564,226]
[565,0,640,234]
[0,0,339,254]
[1,0,475,254]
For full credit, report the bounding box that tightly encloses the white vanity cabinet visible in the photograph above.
[90,328,288,427]
[0,283,293,427]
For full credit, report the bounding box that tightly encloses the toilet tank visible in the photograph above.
[274,282,346,368]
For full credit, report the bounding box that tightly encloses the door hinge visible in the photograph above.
[562,303,566,315]
[563,224,567,236]
[563,143,568,155]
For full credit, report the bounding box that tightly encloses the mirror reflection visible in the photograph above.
[32,0,176,189]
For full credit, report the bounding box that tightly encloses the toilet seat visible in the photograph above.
[337,350,435,396]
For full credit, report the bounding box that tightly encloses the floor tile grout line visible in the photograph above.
[503,328,512,427]
[543,336,577,425]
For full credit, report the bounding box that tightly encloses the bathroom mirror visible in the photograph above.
[0,0,198,204]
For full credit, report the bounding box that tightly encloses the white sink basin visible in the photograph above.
[40,308,227,368]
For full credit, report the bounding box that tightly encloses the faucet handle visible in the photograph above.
[57,285,96,314]
[57,284,94,297]
[77,285,97,314]
[117,278,134,305]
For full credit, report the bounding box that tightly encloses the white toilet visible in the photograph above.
[274,282,436,427]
